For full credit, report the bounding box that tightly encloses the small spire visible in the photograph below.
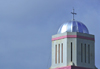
[71,8,77,20]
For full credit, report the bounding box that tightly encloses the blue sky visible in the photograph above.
[0,0,100,69]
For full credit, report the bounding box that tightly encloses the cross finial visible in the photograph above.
[71,8,77,20]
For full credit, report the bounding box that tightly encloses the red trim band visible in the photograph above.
[51,65,91,69]
[52,35,94,41]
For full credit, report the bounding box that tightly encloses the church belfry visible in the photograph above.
[50,10,97,69]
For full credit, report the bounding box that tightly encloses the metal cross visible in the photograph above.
[71,8,77,20]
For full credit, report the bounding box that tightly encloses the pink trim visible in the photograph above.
[52,66,71,69]
[51,66,92,69]
[77,36,94,41]
[52,35,77,41]
[52,35,94,41]
[72,66,92,69]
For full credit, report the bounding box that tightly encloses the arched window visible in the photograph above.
[81,43,83,62]
[55,45,57,64]
[85,44,86,63]
[58,44,60,63]
[88,45,90,63]
[61,43,63,63]
[71,42,72,62]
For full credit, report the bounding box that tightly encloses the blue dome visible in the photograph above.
[58,20,89,34]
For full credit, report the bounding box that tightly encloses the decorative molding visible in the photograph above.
[51,66,92,69]
[52,35,94,41]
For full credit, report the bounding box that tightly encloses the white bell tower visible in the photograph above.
[50,32,97,69]
[49,9,97,69]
